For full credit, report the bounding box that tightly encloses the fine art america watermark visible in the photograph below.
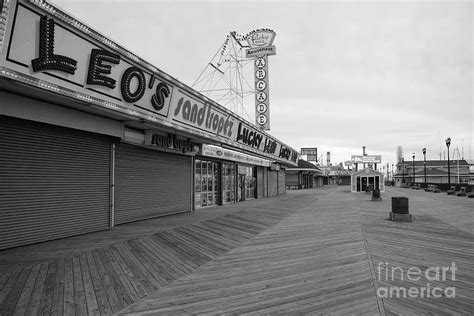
[376,262,457,298]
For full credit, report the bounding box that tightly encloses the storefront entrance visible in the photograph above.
[356,176,380,192]
[237,165,256,201]
[238,174,246,202]
[195,159,219,208]
[222,162,236,204]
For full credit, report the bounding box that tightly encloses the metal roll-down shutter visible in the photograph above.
[0,116,112,250]
[268,170,278,197]
[114,143,192,225]
[278,169,286,195]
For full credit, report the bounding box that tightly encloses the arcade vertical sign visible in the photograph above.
[245,29,276,130]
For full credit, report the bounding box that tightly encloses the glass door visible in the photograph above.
[238,174,246,202]
[361,177,368,192]
[222,162,235,204]
[245,168,256,199]
[195,159,219,208]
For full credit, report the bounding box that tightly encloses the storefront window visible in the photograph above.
[195,159,219,208]
[222,163,235,204]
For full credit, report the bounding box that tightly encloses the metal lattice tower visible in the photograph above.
[396,146,404,162]
[192,31,255,121]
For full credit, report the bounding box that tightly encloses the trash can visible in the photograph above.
[372,189,380,199]
[391,197,409,214]
[371,188,382,201]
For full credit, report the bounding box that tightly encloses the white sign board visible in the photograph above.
[351,155,382,164]
[201,144,271,167]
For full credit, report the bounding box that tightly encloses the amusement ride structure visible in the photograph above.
[192,32,255,122]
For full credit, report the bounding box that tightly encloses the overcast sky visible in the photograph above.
[51,0,473,168]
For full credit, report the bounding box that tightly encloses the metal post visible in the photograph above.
[412,153,415,187]
[446,138,451,189]
[110,142,115,228]
[422,148,427,188]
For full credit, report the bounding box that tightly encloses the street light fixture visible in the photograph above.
[412,153,415,187]
[446,137,451,189]
[422,148,427,188]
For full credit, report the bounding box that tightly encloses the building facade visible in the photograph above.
[394,160,470,188]
[0,0,298,249]
[285,160,324,189]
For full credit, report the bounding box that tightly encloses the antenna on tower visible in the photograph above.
[192,31,255,121]
[438,131,442,160]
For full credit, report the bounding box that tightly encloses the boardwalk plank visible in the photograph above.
[0,266,31,315]
[79,252,100,316]
[12,264,41,316]
[171,228,224,258]
[85,251,112,316]
[176,226,233,252]
[108,245,147,300]
[0,268,21,306]
[114,242,161,291]
[211,217,261,235]
[138,237,191,277]
[25,262,48,315]
[50,257,65,316]
[98,248,136,307]
[193,223,243,246]
[0,271,12,293]
[153,232,205,268]
[91,249,122,314]
[72,254,87,316]
[63,256,75,316]
[123,240,169,286]
[39,259,57,315]
[198,221,250,243]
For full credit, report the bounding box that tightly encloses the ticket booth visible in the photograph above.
[351,168,385,193]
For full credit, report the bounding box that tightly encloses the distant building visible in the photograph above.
[285,160,324,189]
[394,160,470,188]
[468,160,474,185]
[320,165,351,185]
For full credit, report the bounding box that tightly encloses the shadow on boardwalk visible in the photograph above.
[0,186,473,315]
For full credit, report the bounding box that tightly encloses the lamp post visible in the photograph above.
[446,137,451,189]
[412,153,415,187]
[422,148,427,188]
[401,158,405,187]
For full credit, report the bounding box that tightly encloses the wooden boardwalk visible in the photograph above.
[0,186,473,315]
[360,187,474,315]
